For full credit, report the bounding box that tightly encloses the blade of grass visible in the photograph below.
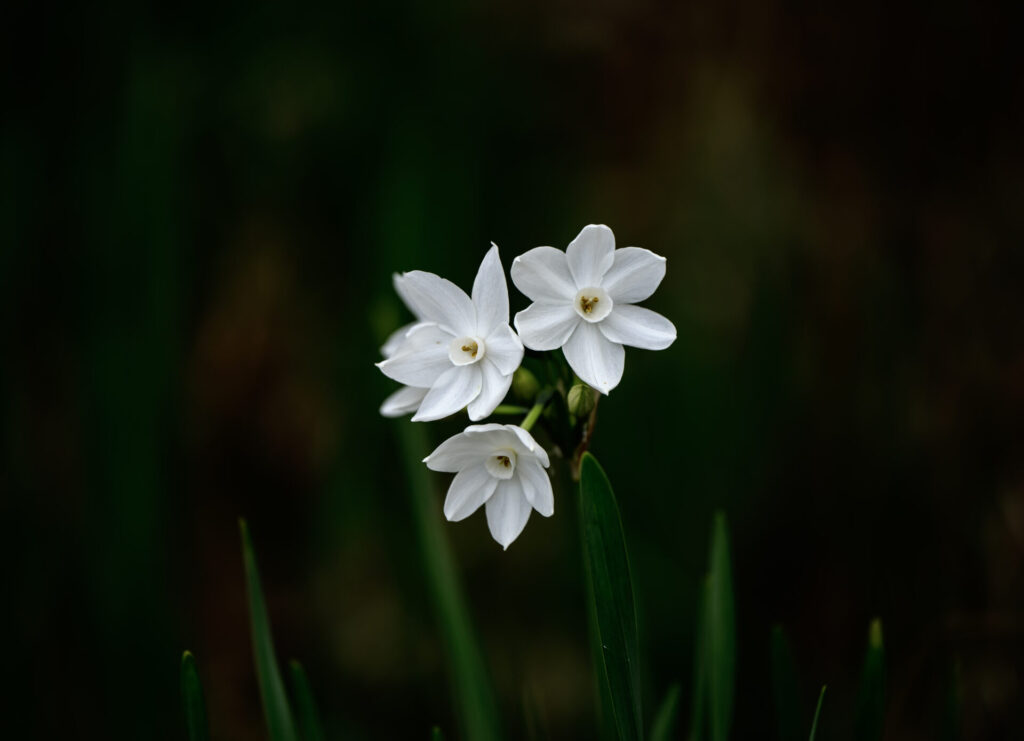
[706,512,736,741]
[431,727,445,741]
[180,651,209,741]
[650,683,682,741]
[771,625,802,741]
[808,685,827,741]
[398,422,502,741]
[855,618,885,741]
[289,660,324,741]
[579,452,643,741]
[239,519,298,741]
[688,576,709,741]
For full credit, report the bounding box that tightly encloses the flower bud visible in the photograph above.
[567,382,596,418]
[511,367,540,402]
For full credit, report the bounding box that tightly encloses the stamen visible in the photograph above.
[580,295,599,314]
[461,342,478,357]
[496,455,510,468]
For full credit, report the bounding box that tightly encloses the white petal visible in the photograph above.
[514,303,579,351]
[467,359,513,421]
[425,430,494,472]
[379,385,428,417]
[566,224,615,288]
[510,246,576,302]
[376,324,451,387]
[412,364,482,422]
[509,426,548,466]
[562,322,625,395]
[483,323,524,375]
[471,244,509,336]
[380,321,418,359]
[392,273,423,320]
[443,463,499,521]
[517,461,554,517]
[599,304,676,350]
[485,479,532,549]
[394,270,477,336]
[601,247,667,303]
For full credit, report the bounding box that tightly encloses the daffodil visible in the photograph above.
[511,224,676,394]
[425,424,553,549]
[377,245,524,422]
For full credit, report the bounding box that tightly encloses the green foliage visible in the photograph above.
[808,686,827,741]
[239,519,298,741]
[398,422,502,741]
[431,726,445,741]
[771,626,802,741]
[855,619,885,741]
[649,683,682,741]
[579,452,643,741]
[180,651,209,741]
[289,661,325,741]
[689,512,736,741]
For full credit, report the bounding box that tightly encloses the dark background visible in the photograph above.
[3,1,1023,738]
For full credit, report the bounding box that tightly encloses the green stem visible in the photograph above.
[492,404,529,416]
[520,388,553,432]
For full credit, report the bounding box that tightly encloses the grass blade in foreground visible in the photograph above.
[289,660,324,741]
[398,422,501,741]
[650,683,681,741]
[579,452,642,741]
[705,512,736,741]
[180,651,209,741]
[240,519,298,741]
[855,618,885,741]
[771,625,802,741]
[809,685,827,741]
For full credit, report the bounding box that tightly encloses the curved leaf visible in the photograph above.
[239,519,298,741]
[579,452,642,741]
[180,651,209,741]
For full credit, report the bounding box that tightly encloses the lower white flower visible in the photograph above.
[424,424,553,550]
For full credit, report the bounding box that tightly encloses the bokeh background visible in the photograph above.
[3,1,1023,739]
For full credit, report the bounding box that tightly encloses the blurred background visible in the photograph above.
[3,0,1023,738]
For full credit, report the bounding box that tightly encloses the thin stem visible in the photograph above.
[492,404,529,416]
[520,388,553,432]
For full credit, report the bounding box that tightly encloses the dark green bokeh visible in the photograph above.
[3,1,1023,739]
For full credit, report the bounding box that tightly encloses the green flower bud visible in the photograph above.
[511,366,540,402]
[567,382,596,418]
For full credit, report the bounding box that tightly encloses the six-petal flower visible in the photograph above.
[377,245,525,422]
[511,224,676,394]
[425,424,554,549]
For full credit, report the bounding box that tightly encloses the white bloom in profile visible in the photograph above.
[377,245,525,422]
[511,224,675,394]
[425,424,553,549]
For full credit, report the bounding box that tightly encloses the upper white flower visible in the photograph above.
[511,224,676,394]
[425,424,553,549]
[377,245,525,422]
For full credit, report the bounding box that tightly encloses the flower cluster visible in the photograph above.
[377,225,675,548]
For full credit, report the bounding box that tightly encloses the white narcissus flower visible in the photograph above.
[425,424,553,549]
[377,245,525,422]
[511,224,676,394]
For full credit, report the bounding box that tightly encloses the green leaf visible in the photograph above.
[239,519,298,741]
[855,618,885,741]
[289,660,324,741]
[808,685,827,741]
[649,683,681,741]
[180,651,209,741]
[771,626,802,741]
[430,727,445,741]
[705,512,736,741]
[397,423,502,741]
[579,452,643,741]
